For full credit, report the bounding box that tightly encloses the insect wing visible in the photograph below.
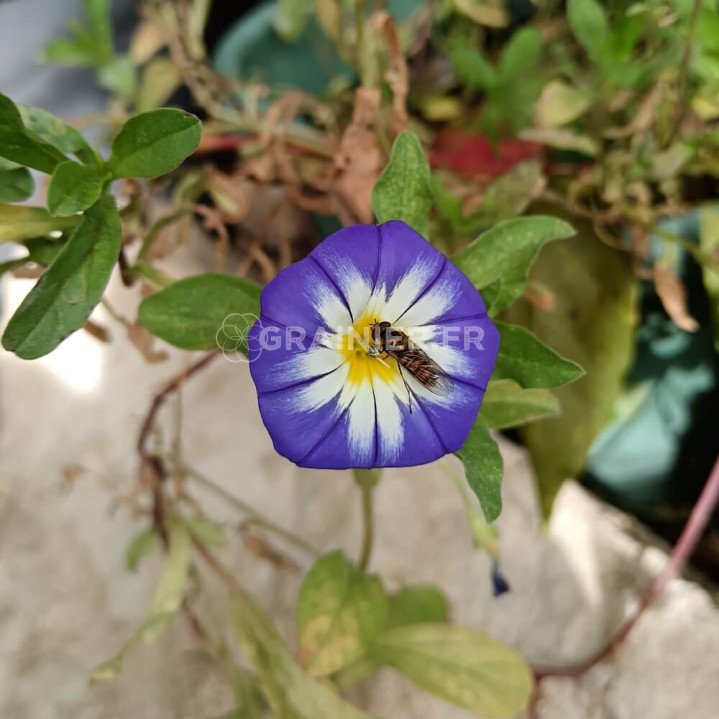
[399,346,453,397]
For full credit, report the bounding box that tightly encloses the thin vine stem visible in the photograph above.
[179,460,321,558]
[534,452,719,679]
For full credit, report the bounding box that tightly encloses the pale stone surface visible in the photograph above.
[1,268,719,719]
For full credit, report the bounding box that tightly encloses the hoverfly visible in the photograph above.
[368,320,452,412]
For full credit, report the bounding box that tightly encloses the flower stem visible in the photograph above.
[358,482,374,571]
[353,469,379,571]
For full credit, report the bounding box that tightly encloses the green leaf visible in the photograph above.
[535,80,591,128]
[83,0,114,59]
[2,195,121,359]
[369,624,533,718]
[477,161,543,225]
[125,528,158,573]
[372,131,432,238]
[91,518,192,683]
[137,58,182,112]
[43,37,95,66]
[297,551,387,677]
[0,92,68,173]
[504,215,638,516]
[0,237,69,280]
[497,28,542,81]
[494,321,584,388]
[107,109,201,179]
[387,586,449,629]
[138,273,261,352]
[43,0,114,69]
[98,55,138,98]
[567,0,609,62]
[699,207,719,351]
[47,161,105,216]
[520,127,599,157]
[480,379,559,429]
[18,104,96,165]
[336,584,449,688]
[448,36,496,90]
[452,216,575,312]
[0,204,78,243]
[451,0,508,28]
[185,515,226,549]
[229,591,377,719]
[137,518,192,641]
[455,417,503,522]
[22,237,67,266]
[275,0,313,41]
[0,167,34,202]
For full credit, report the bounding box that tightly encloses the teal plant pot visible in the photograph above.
[583,211,719,520]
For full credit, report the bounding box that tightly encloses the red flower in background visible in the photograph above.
[430,128,543,178]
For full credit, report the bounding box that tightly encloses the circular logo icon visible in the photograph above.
[215,312,260,363]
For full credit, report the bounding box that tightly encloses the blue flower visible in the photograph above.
[248,221,499,469]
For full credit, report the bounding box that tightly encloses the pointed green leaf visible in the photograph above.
[495,321,584,388]
[91,518,192,683]
[2,195,120,359]
[336,584,449,688]
[448,36,497,90]
[567,0,609,61]
[229,591,378,719]
[456,417,503,522]
[138,273,261,351]
[0,204,78,244]
[369,624,533,718]
[185,515,226,549]
[297,551,387,676]
[497,27,542,81]
[0,92,68,173]
[125,528,158,573]
[18,104,97,165]
[48,161,105,216]
[477,161,543,225]
[452,216,575,312]
[480,379,559,429]
[387,586,449,629]
[108,108,201,178]
[137,518,192,641]
[0,167,34,202]
[372,131,432,237]
[535,80,591,128]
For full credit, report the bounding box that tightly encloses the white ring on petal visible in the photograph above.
[372,379,403,462]
[269,347,346,388]
[346,382,376,464]
[398,271,463,327]
[382,258,442,322]
[293,362,350,411]
[313,284,353,330]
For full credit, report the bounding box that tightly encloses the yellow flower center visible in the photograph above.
[337,311,401,390]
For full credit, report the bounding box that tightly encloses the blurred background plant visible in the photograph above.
[2,0,719,716]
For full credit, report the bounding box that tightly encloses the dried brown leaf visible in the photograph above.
[654,265,699,332]
[331,87,383,225]
[372,11,409,134]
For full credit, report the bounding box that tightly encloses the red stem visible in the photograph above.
[535,453,719,680]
